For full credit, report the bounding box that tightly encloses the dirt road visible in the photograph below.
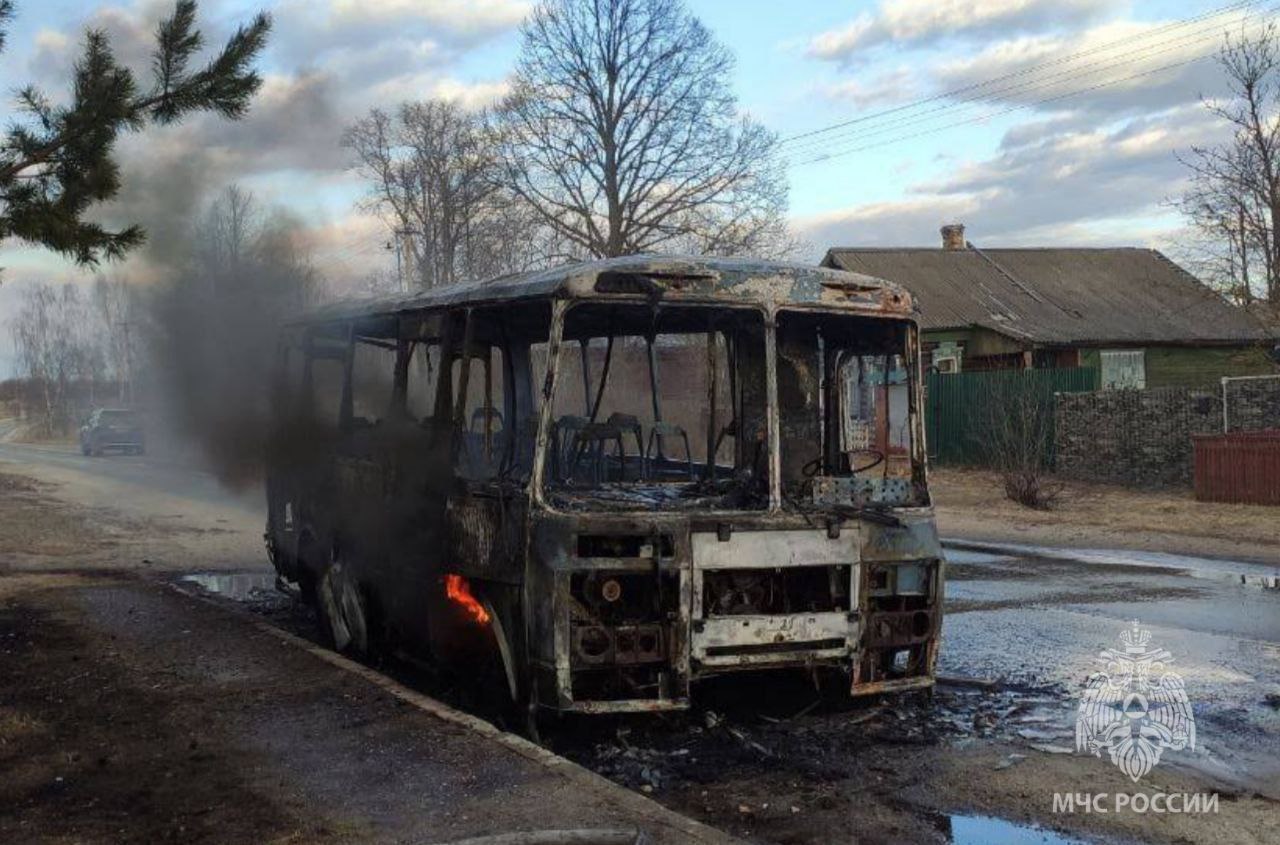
[2,443,1277,844]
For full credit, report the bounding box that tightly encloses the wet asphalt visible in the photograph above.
[941,546,1280,792]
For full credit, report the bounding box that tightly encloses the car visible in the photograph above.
[80,409,145,456]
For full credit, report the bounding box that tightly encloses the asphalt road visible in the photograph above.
[940,546,1280,792]
[0,440,261,517]
[0,440,266,573]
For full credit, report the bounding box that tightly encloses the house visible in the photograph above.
[820,224,1279,389]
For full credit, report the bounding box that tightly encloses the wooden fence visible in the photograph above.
[1192,431,1280,505]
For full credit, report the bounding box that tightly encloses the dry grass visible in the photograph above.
[0,472,43,493]
[0,708,45,746]
[931,467,1280,561]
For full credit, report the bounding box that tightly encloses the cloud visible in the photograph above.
[271,0,526,73]
[819,67,917,109]
[327,0,530,32]
[808,0,1110,62]
[794,104,1224,251]
[929,12,1252,117]
[368,75,512,110]
[25,1,184,94]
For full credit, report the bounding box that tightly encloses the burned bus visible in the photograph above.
[265,256,944,716]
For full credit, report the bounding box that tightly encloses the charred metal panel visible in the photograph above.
[860,514,942,562]
[692,612,853,667]
[529,513,694,710]
[690,529,859,570]
[854,557,942,692]
[690,528,860,671]
[445,492,525,583]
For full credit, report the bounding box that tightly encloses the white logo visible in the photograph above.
[1076,621,1195,782]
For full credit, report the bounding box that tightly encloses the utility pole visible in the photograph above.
[120,318,132,406]
[388,228,418,292]
[399,228,417,289]
[386,239,402,292]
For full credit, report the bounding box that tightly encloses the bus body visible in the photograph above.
[265,255,944,714]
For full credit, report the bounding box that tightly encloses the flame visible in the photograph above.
[444,574,490,624]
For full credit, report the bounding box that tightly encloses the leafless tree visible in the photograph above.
[492,0,792,260]
[92,275,138,405]
[196,183,260,278]
[9,281,101,433]
[1178,23,1280,305]
[344,101,533,288]
[979,371,1064,510]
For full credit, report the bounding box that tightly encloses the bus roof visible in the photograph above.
[295,254,914,326]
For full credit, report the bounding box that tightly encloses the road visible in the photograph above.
[0,440,261,519]
[940,544,1280,791]
[1,440,1277,844]
[0,440,265,572]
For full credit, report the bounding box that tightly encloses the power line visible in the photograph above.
[782,0,1258,146]
[784,6,1275,159]
[782,0,1265,151]
[790,49,1230,167]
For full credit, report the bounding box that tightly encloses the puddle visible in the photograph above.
[948,813,1089,844]
[942,541,1280,588]
[944,549,1017,565]
[181,571,279,601]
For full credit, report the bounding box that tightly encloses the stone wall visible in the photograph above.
[1054,376,1280,487]
[1224,375,1280,432]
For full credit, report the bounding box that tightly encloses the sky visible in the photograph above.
[0,0,1267,375]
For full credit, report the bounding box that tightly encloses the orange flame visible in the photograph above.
[444,574,491,624]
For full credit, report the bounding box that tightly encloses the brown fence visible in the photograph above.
[1192,431,1280,505]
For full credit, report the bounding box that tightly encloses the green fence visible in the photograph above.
[925,366,1101,466]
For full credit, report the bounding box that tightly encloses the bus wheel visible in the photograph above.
[318,559,368,658]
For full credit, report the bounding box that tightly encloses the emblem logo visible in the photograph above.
[1076,621,1195,782]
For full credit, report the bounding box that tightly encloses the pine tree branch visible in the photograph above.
[0,1,272,266]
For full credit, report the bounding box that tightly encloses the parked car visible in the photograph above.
[80,409,145,456]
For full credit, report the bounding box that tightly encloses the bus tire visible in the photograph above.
[318,557,368,658]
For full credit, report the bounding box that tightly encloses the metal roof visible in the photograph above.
[298,254,912,325]
[821,247,1274,346]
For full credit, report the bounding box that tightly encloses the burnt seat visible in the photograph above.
[645,422,693,480]
[606,413,645,479]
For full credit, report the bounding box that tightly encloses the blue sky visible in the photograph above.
[0,0,1266,373]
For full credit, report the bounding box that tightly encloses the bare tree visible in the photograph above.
[492,0,791,260]
[344,101,531,288]
[1178,23,1280,305]
[9,281,101,433]
[978,371,1063,511]
[196,183,260,278]
[92,275,137,404]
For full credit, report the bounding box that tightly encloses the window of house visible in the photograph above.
[1100,349,1145,390]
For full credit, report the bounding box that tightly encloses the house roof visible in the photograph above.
[821,246,1275,346]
